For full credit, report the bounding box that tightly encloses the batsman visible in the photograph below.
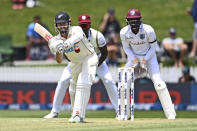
[44,14,118,120]
[120,8,176,120]
[48,11,98,122]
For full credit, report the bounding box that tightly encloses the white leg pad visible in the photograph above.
[72,84,91,118]
[154,81,176,118]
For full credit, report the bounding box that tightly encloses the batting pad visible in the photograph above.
[72,84,91,118]
[156,87,176,118]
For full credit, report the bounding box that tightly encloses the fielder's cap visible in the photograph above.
[126,8,141,19]
[169,28,176,34]
[78,14,91,24]
[108,8,115,15]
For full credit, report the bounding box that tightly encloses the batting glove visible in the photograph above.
[48,37,65,53]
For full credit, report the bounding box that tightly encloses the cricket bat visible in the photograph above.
[34,23,80,53]
[34,23,53,42]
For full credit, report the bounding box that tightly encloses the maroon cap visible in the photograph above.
[78,14,91,24]
[126,9,141,19]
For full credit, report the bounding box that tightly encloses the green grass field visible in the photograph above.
[0,110,197,131]
[0,0,194,46]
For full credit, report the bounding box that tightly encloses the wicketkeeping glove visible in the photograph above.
[139,57,147,78]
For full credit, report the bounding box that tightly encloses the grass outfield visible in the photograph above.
[1,0,194,46]
[0,110,197,131]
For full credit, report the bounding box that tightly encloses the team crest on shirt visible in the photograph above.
[140,34,145,39]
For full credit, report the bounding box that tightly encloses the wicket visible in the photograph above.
[118,67,134,120]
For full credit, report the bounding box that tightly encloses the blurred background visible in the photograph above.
[0,0,197,112]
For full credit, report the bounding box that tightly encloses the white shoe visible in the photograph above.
[168,114,176,120]
[69,115,84,123]
[43,111,58,118]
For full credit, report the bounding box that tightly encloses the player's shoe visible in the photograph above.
[43,111,58,118]
[69,115,84,123]
[168,114,176,120]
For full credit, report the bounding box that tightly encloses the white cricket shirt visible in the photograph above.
[120,24,158,61]
[54,26,96,62]
[88,28,106,55]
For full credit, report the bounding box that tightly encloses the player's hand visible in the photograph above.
[63,41,70,48]
[48,37,65,53]
[56,52,62,64]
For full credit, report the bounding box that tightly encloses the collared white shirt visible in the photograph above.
[120,24,157,61]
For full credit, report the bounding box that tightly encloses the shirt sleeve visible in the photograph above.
[97,31,106,47]
[120,30,135,61]
[65,26,83,47]
[144,26,157,61]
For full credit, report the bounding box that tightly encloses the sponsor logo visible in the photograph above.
[82,16,86,20]
[129,41,145,45]
[63,43,79,53]
[130,11,135,15]
[58,14,63,19]
[140,34,145,39]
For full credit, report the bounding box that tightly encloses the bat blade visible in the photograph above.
[34,23,53,41]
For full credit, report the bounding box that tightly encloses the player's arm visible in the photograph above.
[120,30,137,63]
[55,52,62,64]
[64,26,83,47]
[144,26,157,61]
[98,45,108,67]
[97,32,108,67]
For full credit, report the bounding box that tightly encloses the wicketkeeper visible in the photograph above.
[120,9,176,120]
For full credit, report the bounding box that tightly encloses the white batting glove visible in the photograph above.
[48,37,65,53]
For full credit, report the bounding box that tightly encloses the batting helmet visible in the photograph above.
[55,12,70,24]
[55,12,71,34]
[126,9,141,19]
[126,9,142,31]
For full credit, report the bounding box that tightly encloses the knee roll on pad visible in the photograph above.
[76,83,91,90]
[154,81,167,91]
